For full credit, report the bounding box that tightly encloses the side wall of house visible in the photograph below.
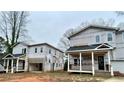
[13,43,64,71]
[44,45,64,71]
[110,32,124,73]
[112,32,124,60]
[112,61,124,73]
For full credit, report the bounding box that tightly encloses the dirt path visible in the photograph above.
[0,72,111,82]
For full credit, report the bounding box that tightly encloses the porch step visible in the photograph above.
[95,71,111,77]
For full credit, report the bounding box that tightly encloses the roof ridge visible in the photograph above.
[68,25,119,39]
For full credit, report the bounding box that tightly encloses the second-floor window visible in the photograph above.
[49,49,51,54]
[35,48,37,53]
[40,47,43,53]
[96,35,100,43]
[122,32,124,40]
[108,33,113,41]
[22,48,26,54]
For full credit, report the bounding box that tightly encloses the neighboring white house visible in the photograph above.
[66,25,124,76]
[2,43,64,73]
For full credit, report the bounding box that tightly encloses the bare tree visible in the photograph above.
[58,29,73,51]
[0,11,29,53]
[0,36,5,53]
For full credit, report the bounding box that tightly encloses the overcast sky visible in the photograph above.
[27,11,124,47]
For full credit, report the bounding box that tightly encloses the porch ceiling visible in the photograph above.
[69,51,107,57]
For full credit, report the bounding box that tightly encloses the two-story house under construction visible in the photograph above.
[66,25,124,76]
[2,43,64,73]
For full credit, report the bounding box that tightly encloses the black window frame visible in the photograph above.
[35,48,37,53]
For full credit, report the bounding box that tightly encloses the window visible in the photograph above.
[122,32,124,40]
[96,35,100,43]
[40,47,43,53]
[35,48,37,53]
[56,63,58,67]
[74,59,78,65]
[49,59,51,63]
[49,49,51,54]
[22,48,26,54]
[108,33,113,41]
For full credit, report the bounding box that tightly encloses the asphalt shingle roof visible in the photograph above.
[13,54,25,57]
[67,43,110,51]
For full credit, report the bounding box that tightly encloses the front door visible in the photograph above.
[98,56,104,70]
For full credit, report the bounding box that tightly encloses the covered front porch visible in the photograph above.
[67,43,114,76]
[2,54,28,73]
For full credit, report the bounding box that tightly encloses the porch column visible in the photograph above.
[3,59,5,66]
[11,59,14,73]
[16,58,19,72]
[3,59,6,71]
[25,57,28,71]
[6,59,9,73]
[91,52,95,76]
[79,52,82,71]
[108,51,114,76]
[67,53,70,71]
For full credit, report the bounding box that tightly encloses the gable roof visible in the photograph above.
[2,53,25,59]
[68,25,118,39]
[67,43,113,52]
[14,42,63,53]
[28,43,64,53]
[13,54,25,57]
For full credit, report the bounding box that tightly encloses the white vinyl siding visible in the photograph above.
[122,32,124,40]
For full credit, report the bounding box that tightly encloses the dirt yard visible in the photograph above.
[0,71,122,82]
